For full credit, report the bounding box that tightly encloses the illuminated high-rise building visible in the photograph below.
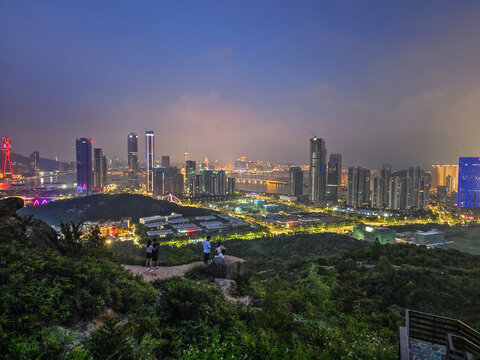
[145,131,154,192]
[29,151,40,176]
[93,148,103,188]
[347,167,370,207]
[153,167,165,196]
[76,138,93,194]
[1,137,14,178]
[457,157,480,209]
[431,165,458,191]
[327,153,342,202]
[290,167,303,196]
[127,133,138,182]
[309,137,327,205]
[101,155,108,187]
[380,164,392,208]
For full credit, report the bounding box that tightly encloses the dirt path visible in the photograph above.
[123,262,204,282]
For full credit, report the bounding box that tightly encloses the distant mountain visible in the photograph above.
[19,193,212,225]
[12,152,69,172]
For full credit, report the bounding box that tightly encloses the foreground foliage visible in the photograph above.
[1,212,479,359]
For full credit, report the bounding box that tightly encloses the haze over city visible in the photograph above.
[2,0,480,167]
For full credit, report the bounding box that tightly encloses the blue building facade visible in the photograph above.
[76,138,93,194]
[457,157,480,208]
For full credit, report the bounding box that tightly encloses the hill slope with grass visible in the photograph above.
[3,197,480,359]
[19,193,212,225]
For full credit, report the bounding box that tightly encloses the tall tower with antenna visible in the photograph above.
[2,137,14,178]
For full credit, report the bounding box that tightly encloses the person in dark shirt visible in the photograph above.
[152,238,160,268]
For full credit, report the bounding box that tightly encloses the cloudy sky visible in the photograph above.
[1,0,480,169]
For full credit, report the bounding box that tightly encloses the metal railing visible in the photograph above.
[399,309,480,360]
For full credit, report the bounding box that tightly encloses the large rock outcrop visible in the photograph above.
[0,197,24,219]
[0,197,58,249]
[207,255,245,280]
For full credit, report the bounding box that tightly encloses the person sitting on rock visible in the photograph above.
[215,242,225,258]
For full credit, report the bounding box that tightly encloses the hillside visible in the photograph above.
[3,197,480,359]
[19,193,212,225]
[12,152,68,172]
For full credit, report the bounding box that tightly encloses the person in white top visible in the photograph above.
[215,242,225,258]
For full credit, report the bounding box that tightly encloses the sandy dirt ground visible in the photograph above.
[122,262,204,282]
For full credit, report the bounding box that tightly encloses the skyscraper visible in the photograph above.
[76,138,93,194]
[327,153,342,202]
[161,155,170,168]
[153,167,165,196]
[457,157,480,209]
[347,167,371,207]
[289,167,303,196]
[101,154,108,187]
[29,151,40,176]
[309,137,327,205]
[93,148,103,188]
[127,133,138,182]
[145,131,154,192]
[380,164,392,208]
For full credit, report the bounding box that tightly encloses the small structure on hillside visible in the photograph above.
[352,224,396,244]
[353,224,397,244]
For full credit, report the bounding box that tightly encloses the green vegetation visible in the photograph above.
[2,200,480,359]
[19,194,212,225]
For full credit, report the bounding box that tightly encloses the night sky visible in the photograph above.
[1,1,480,168]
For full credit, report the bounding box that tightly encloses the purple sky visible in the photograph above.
[1,0,480,169]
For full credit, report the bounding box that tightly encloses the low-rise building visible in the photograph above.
[414,229,446,245]
[352,224,396,244]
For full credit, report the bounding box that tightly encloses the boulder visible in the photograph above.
[0,197,24,218]
[25,218,59,250]
[207,255,245,280]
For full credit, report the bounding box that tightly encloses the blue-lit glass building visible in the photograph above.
[457,157,480,208]
[76,138,93,194]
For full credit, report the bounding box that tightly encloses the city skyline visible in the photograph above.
[2,1,480,167]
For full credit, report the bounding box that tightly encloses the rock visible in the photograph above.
[214,278,253,306]
[0,197,24,218]
[207,255,245,280]
[25,218,59,250]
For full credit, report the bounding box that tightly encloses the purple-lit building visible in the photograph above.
[76,138,93,194]
[457,157,480,209]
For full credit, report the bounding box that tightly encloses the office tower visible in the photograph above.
[327,153,342,202]
[76,138,93,194]
[29,151,40,176]
[161,155,170,168]
[431,165,459,191]
[437,186,448,204]
[235,157,248,171]
[347,167,371,207]
[93,148,103,188]
[153,167,165,196]
[290,167,303,196]
[309,137,327,205]
[457,157,480,209]
[127,133,139,182]
[145,131,154,192]
[227,177,236,195]
[1,137,14,178]
[101,155,108,187]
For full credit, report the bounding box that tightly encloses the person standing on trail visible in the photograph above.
[202,236,211,264]
[145,240,153,271]
[152,238,160,268]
